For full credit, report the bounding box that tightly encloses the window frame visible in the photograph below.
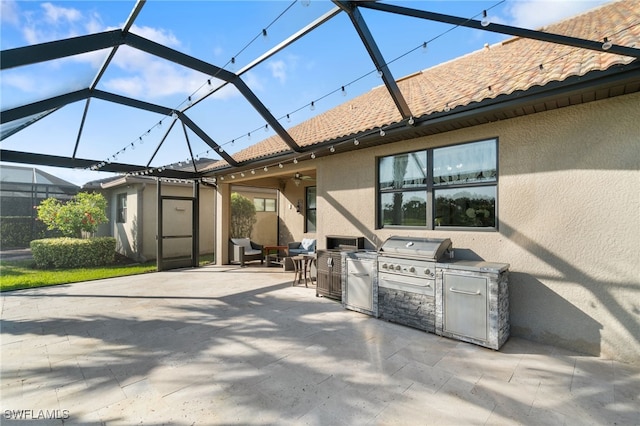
[116,193,127,223]
[305,186,317,233]
[254,197,276,212]
[376,138,499,231]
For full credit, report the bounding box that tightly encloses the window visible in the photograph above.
[254,198,276,212]
[378,139,497,229]
[116,193,127,223]
[305,186,317,233]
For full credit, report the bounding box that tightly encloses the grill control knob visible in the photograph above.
[395,265,402,271]
[424,268,432,276]
[409,266,416,273]
[381,263,388,269]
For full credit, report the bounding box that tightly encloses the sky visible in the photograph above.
[0,0,613,186]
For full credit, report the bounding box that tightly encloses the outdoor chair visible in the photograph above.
[229,238,264,266]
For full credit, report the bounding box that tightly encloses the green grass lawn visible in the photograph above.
[0,259,157,292]
[0,255,214,292]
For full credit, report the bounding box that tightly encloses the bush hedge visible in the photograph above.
[0,216,60,249]
[30,237,116,269]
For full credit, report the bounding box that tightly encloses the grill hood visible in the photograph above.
[378,236,452,260]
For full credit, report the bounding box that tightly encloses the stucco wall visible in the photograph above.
[315,93,640,363]
[103,181,215,261]
[230,186,278,246]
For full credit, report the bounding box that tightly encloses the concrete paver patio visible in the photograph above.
[1,265,639,425]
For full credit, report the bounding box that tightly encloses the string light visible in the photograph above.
[422,42,428,53]
[602,37,612,50]
[329,146,335,153]
[481,10,490,27]
[279,163,284,168]
[354,138,359,146]
[264,166,269,171]
[379,128,386,137]
[310,101,315,111]
[293,158,298,164]
[341,86,347,96]
[408,116,415,126]
[310,152,316,159]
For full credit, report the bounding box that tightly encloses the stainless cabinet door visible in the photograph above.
[444,273,488,341]
[346,259,373,311]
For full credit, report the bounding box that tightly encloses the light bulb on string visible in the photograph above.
[444,103,451,112]
[158,120,163,129]
[341,86,346,97]
[422,42,428,54]
[207,79,214,92]
[602,37,612,50]
[262,28,268,42]
[310,152,316,159]
[293,158,298,164]
[265,124,269,132]
[408,116,415,126]
[264,166,269,172]
[188,96,193,106]
[379,128,386,137]
[354,138,359,146]
[139,136,144,145]
[310,101,315,111]
[248,132,251,140]
[330,146,335,153]
[131,143,135,150]
[286,114,291,123]
[251,170,256,175]
[279,163,284,168]
[481,10,490,27]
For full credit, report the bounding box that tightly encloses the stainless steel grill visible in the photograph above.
[376,236,453,332]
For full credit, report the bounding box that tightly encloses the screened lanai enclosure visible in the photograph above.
[3,0,637,179]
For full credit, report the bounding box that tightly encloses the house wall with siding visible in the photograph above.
[313,92,640,363]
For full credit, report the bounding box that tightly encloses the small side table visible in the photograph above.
[292,254,315,287]
[263,245,288,266]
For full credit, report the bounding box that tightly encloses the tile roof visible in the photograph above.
[206,0,639,171]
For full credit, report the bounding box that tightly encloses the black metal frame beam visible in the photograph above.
[0,30,126,70]
[122,33,302,153]
[333,1,413,119]
[0,149,199,178]
[359,2,640,59]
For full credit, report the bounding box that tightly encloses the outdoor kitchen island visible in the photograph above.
[373,236,510,350]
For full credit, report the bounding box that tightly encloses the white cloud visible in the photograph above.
[1,0,20,25]
[41,2,81,24]
[504,0,609,29]
[267,60,287,84]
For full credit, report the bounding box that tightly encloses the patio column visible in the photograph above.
[215,182,231,265]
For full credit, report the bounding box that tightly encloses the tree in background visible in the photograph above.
[37,192,108,238]
[230,192,256,238]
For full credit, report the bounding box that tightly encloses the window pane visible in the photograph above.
[253,198,265,212]
[379,152,427,190]
[434,140,496,186]
[306,187,317,209]
[380,191,427,226]
[265,199,276,212]
[435,186,496,227]
[306,210,317,232]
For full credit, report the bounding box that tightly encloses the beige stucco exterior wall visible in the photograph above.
[105,181,215,262]
[230,186,278,246]
[314,93,640,363]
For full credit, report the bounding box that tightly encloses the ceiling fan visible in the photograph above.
[292,172,314,186]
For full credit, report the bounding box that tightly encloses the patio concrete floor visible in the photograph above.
[1,264,639,425]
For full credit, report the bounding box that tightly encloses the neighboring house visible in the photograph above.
[203,2,640,363]
[84,175,216,263]
[231,185,279,246]
[0,164,79,246]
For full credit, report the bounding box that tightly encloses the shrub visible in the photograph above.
[30,237,116,269]
[230,192,256,238]
[0,216,61,249]
[36,192,108,238]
